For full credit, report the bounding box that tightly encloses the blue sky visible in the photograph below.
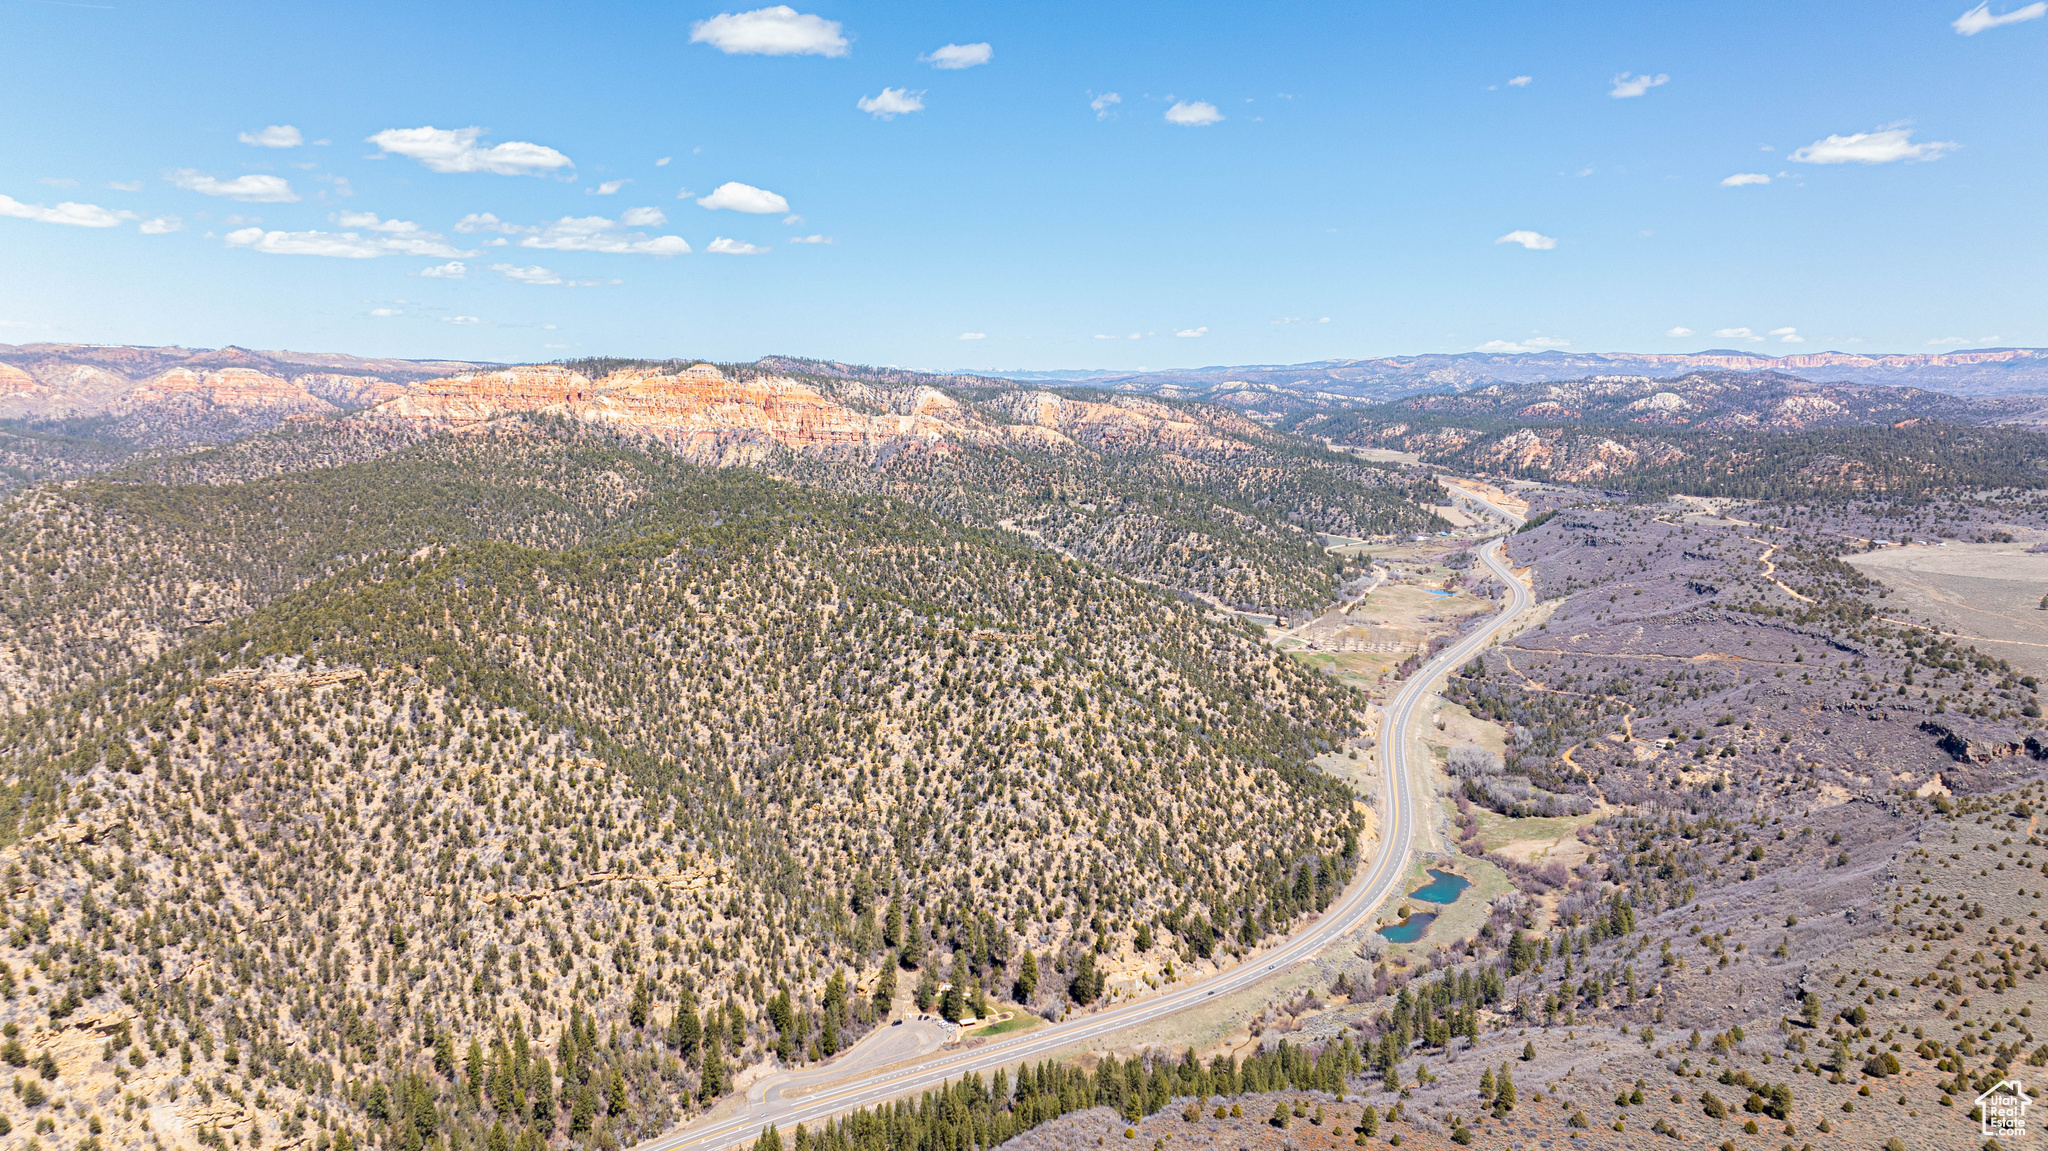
[1,0,2043,370]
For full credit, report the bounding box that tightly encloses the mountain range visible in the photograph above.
[992,346,2048,402]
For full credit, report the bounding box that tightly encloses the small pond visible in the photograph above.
[1408,868,1471,905]
[1427,589,1454,598]
[1378,912,1437,943]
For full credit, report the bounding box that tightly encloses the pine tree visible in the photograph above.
[630,976,652,1029]
[670,1002,701,1058]
[529,1057,554,1135]
[902,905,926,969]
[1015,951,1039,1001]
[702,1042,728,1101]
[873,958,899,1016]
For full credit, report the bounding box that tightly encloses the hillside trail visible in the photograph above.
[1744,537,1815,603]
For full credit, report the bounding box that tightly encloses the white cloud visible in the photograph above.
[1494,229,1556,250]
[783,213,804,224]
[787,234,834,244]
[522,216,691,255]
[656,156,672,167]
[957,332,986,340]
[1721,172,1771,186]
[168,170,299,202]
[38,177,77,187]
[1712,327,1766,342]
[370,307,403,317]
[223,220,469,259]
[225,227,382,258]
[858,88,925,119]
[0,194,133,228]
[138,216,183,234]
[453,212,522,234]
[442,316,482,325]
[107,181,143,192]
[1091,92,1122,120]
[1790,127,1958,164]
[492,263,564,285]
[1609,72,1669,98]
[690,6,848,56]
[1769,327,1805,344]
[697,181,790,214]
[590,179,629,195]
[238,125,303,148]
[1665,327,1694,338]
[1175,326,1207,337]
[331,210,432,235]
[706,237,768,254]
[366,126,573,176]
[1164,101,1223,126]
[1525,336,1570,348]
[922,42,991,69]
[1506,75,1532,87]
[1954,1,2046,34]
[462,211,690,255]
[419,261,467,278]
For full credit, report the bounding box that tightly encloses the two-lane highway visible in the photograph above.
[636,536,1531,1151]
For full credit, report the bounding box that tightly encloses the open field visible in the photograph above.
[1277,579,1495,703]
[1847,541,2048,678]
[1336,446,1423,466]
[1465,808,1600,857]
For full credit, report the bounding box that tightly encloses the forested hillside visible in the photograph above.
[0,424,1367,1151]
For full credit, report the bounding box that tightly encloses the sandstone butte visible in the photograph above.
[127,367,337,414]
[0,361,402,421]
[365,363,1263,463]
[1,352,1264,462]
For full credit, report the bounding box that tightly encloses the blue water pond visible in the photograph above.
[1409,868,1471,905]
[1378,913,1437,943]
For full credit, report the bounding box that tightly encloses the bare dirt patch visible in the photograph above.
[1848,543,2048,678]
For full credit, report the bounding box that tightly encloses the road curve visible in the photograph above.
[636,537,1531,1151]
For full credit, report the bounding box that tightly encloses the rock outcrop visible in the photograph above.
[362,363,1261,466]
[0,344,482,448]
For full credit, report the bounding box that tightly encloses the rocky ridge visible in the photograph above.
[366,363,1266,466]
